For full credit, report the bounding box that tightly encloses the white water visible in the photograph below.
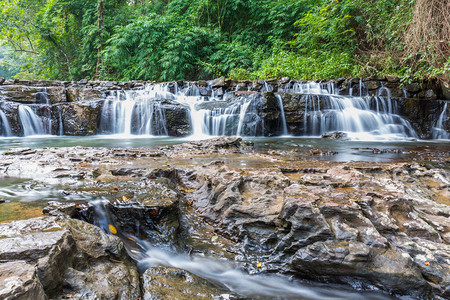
[139,247,390,300]
[86,199,389,300]
[99,86,171,135]
[275,94,288,135]
[0,109,12,136]
[432,101,449,139]
[301,94,418,140]
[18,105,47,136]
[95,81,444,141]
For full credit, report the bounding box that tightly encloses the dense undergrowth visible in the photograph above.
[0,0,448,82]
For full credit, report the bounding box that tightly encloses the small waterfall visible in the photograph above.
[275,94,288,135]
[35,89,52,133]
[18,105,46,136]
[302,95,418,139]
[432,101,449,139]
[0,109,12,136]
[58,107,64,136]
[99,86,171,136]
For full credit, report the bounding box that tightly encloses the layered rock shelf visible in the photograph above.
[0,77,449,138]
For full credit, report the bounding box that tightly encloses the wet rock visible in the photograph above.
[290,241,429,298]
[280,77,290,84]
[441,80,450,100]
[386,75,400,83]
[0,77,5,84]
[0,261,47,300]
[321,131,349,140]
[0,217,140,299]
[59,100,102,135]
[59,219,140,300]
[209,78,229,88]
[66,87,102,102]
[405,82,421,93]
[75,179,181,246]
[187,157,450,298]
[110,167,145,177]
[418,89,437,100]
[180,136,253,154]
[366,81,381,90]
[308,148,338,156]
[163,103,192,137]
[142,267,229,299]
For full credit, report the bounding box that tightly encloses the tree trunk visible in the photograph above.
[96,0,104,78]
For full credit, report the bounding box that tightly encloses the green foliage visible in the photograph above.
[0,0,447,81]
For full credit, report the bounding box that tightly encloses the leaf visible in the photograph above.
[257,260,262,268]
[108,224,117,235]
[211,235,218,242]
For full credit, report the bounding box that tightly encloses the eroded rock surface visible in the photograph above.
[0,137,449,299]
[0,217,140,299]
[185,156,450,299]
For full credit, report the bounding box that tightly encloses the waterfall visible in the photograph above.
[301,94,418,139]
[0,109,12,137]
[35,89,52,133]
[95,81,439,140]
[58,107,64,136]
[432,101,449,139]
[275,94,288,135]
[99,86,171,136]
[18,105,46,136]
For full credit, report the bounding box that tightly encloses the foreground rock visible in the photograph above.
[0,137,449,299]
[186,157,450,299]
[0,217,140,299]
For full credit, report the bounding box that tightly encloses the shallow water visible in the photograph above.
[0,135,448,162]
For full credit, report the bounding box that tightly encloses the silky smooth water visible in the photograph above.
[0,135,448,163]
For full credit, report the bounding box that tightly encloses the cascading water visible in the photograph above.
[99,86,171,136]
[302,94,418,140]
[432,101,449,139]
[290,82,419,140]
[275,94,288,135]
[18,105,47,136]
[95,80,444,140]
[0,109,12,137]
[85,199,391,300]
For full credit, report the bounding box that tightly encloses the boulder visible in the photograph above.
[58,100,102,135]
[188,160,450,298]
[0,217,140,299]
[321,131,349,140]
[163,103,192,137]
[0,261,47,300]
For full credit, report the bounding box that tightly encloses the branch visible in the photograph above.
[14,49,40,54]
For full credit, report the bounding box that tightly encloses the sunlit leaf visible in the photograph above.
[108,224,117,235]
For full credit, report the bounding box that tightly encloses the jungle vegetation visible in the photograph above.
[0,0,448,81]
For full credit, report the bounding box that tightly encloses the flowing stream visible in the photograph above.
[85,199,392,300]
